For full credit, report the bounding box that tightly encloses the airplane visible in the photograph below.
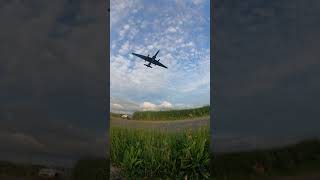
[131,50,168,69]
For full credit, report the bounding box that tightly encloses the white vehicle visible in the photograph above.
[121,114,129,119]
[38,168,63,179]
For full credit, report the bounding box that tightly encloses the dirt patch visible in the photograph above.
[110,166,123,180]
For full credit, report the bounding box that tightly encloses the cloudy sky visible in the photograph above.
[213,0,320,152]
[0,0,108,167]
[110,0,210,113]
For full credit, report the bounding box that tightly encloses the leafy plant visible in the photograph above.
[110,126,210,179]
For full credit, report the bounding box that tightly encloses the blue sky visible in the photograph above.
[110,0,210,113]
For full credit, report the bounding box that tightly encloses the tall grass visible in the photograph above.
[211,139,320,180]
[132,105,210,121]
[111,126,210,179]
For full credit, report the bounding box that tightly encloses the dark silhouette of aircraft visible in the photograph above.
[132,50,168,69]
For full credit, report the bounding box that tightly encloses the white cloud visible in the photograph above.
[110,97,140,113]
[110,0,143,28]
[192,0,205,5]
[140,101,173,111]
[111,103,124,110]
[119,24,130,39]
[140,102,157,111]
[111,0,210,108]
[118,41,130,55]
[111,97,201,113]
[159,101,173,108]
[186,41,194,47]
[167,26,177,33]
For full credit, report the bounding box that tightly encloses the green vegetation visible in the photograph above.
[132,105,210,121]
[111,126,210,179]
[72,157,108,180]
[211,139,320,180]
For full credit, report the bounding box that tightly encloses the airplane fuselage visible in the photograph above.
[132,50,168,69]
[145,57,166,68]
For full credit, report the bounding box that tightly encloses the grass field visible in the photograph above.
[211,139,320,180]
[131,105,210,121]
[110,126,210,179]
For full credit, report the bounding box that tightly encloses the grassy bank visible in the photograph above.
[111,126,210,179]
[132,105,210,121]
[211,139,320,180]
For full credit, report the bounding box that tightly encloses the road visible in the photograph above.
[110,117,210,131]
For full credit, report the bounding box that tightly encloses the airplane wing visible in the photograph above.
[155,60,168,69]
[152,50,160,58]
[132,53,152,62]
